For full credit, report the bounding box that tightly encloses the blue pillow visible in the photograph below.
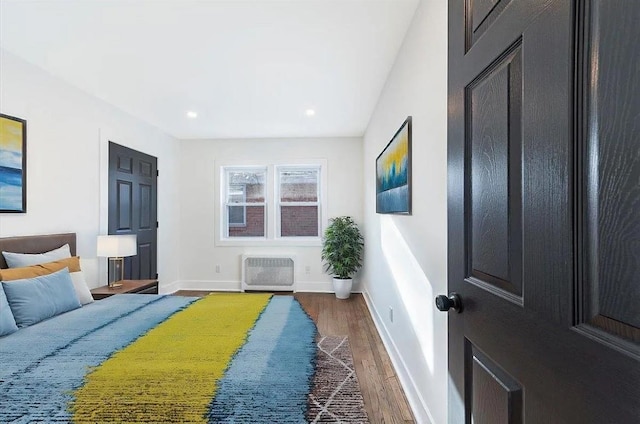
[2,267,81,328]
[0,284,18,336]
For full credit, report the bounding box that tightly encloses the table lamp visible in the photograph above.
[97,234,137,288]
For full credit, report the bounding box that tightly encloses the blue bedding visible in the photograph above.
[0,294,197,423]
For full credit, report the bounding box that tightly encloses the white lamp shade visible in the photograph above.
[97,235,137,257]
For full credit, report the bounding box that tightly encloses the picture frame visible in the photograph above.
[376,116,411,214]
[0,113,27,213]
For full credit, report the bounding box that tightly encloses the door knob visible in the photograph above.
[435,293,463,313]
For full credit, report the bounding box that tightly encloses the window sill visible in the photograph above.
[216,237,322,247]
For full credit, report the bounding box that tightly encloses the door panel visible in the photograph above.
[137,242,153,279]
[467,41,523,299]
[139,159,153,178]
[116,180,133,231]
[108,142,157,281]
[448,0,640,422]
[466,341,522,424]
[117,155,132,172]
[139,184,152,229]
[577,0,640,350]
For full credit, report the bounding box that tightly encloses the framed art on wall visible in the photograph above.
[0,113,27,213]
[376,116,412,214]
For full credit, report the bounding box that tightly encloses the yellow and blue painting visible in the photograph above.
[0,114,26,212]
[376,117,411,214]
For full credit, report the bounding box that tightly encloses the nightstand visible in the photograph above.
[91,279,159,300]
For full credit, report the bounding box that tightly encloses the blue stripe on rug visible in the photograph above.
[0,294,197,423]
[207,296,317,423]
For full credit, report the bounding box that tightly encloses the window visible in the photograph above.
[220,163,325,243]
[223,168,266,238]
[277,166,320,237]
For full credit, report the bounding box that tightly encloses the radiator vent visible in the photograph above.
[241,255,295,292]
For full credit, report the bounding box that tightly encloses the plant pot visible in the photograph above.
[332,277,353,299]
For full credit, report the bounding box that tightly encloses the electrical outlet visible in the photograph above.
[389,306,394,323]
[305,265,311,274]
[215,264,221,273]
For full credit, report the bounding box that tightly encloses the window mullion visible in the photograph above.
[279,201,318,207]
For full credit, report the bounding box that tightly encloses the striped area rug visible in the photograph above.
[72,294,317,423]
[2,293,370,423]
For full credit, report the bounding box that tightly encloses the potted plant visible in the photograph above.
[321,216,364,299]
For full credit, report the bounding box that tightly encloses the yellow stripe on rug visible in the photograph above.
[70,293,271,423]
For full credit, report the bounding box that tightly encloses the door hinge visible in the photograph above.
[156,221,159,228]
[155,273,159,280]
[156,170,159,177]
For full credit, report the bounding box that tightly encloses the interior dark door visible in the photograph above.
[108,142,157,281]
[447,0,640,422]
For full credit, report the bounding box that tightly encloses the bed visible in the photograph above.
[0,233,339,423]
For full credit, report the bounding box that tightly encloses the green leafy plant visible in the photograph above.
[321,216,364,279]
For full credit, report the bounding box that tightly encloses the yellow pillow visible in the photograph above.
[0,257,81,281]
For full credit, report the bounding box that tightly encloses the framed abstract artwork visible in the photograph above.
[0,114,27,213]
[376,116,411,214]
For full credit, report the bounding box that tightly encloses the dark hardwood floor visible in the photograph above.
[173,291,415,424]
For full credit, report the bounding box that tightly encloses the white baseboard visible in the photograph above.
[160,279,366,297]
[158,280,181,294]
[177,280,242,292]
[362,291,434,424]
[163,280,361,294]
[295,281,333,293]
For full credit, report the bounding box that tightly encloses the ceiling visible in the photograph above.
[0,0,418,139]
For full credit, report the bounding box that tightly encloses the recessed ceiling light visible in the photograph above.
[305,109,316,117]
[186,111,198,119]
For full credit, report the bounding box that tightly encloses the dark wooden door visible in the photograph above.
[447,0,640,422]
[108,142,157,281]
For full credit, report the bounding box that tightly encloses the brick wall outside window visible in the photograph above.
[280,206,318,236]
[229,206,265,237]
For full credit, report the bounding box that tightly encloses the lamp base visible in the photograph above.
[107,257,125,288]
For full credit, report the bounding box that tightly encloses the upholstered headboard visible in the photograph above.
[0,233,77,269]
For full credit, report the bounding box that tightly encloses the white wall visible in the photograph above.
[0,50,182,290]
[178,137,363,293]
[362,1,448,423]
